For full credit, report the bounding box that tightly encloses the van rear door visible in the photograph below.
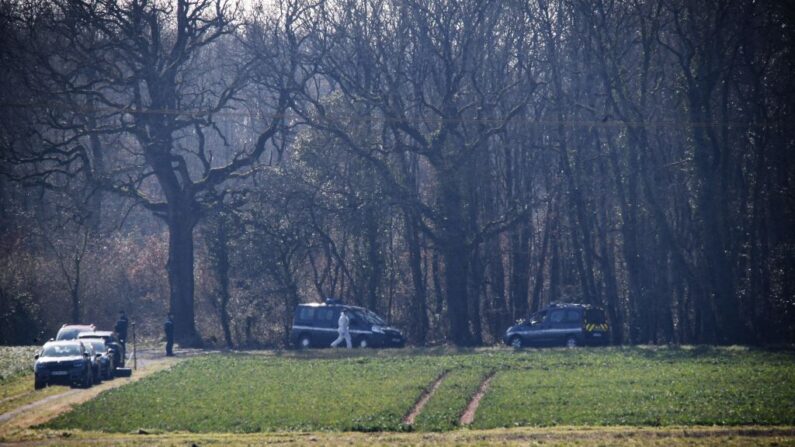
[584,308,609,343]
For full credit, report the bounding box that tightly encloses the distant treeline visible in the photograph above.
[1,0,793,347]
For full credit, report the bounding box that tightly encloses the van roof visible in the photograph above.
[297,302,366,312]
[546,302,602,309]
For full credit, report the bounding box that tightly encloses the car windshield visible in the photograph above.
[529,311,546,325]
[351,309,387,326]
[41,344,81,357]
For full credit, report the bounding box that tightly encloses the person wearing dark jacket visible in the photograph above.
[114,311,129,349]
[164,313,174,356]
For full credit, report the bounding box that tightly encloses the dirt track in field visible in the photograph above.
[403,370,448,425]
[0,349,181,437]
[459,371,495,426]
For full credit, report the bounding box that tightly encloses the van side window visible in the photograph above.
[316,308,335,322]
[298,307,315,321]
[549,309,565,323]
[564,309,581,323]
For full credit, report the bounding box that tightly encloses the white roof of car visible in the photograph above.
[78,331,114,337]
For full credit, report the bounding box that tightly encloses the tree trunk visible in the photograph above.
[442,239,472,346]
[167,214,200,346]
[469,246,485,345]
[404,209,428,345]
[509,223,531,320]
[487,236,509,337]
[365,206,381,313]
[71,257,81,324]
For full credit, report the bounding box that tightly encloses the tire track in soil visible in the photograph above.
[403,370,449,426]
[459,371,496,426]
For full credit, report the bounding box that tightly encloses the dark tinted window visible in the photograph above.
[316,308,336,322]
[564,309,582,323]
[548,310,565,324]
[585,309,607,324]
[297,307,316,321]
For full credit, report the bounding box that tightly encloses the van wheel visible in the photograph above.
[566,337,578,348]
[510,336,524,349]
[298,334,312,349]
[357,338,369,349]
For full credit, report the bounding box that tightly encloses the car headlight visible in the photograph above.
[371,325,385,334]
[74,361,85,367]
[34,363,44,371]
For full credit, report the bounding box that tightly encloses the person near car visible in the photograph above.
[164,313,174,356]
[114,310,128,349]
[330,309,351,349]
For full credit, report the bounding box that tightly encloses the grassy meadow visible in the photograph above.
[40,346,795,433]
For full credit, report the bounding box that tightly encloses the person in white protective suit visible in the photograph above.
[330,309,352,348]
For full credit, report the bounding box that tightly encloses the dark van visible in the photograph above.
[290,299,406,349]
[503,303,609,348]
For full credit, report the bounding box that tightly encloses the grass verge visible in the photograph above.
[4,425,795,446]
[0,375,65,416]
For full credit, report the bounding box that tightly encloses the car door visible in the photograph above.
[314,307,339,346]
[561,309,583,344]
[522,311,548,346]
[540,309,567,346]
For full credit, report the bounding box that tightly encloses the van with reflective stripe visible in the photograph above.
[290,299,406,349]
[503,303,610,348]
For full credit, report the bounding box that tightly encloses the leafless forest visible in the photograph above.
[1,0,793,347]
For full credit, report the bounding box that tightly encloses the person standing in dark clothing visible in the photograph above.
[164,313,174,356]
[115,311,129,349]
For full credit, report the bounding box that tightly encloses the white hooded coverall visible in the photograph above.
[331,311,352,348]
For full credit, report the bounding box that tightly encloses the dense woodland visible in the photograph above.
[0,0,793,347]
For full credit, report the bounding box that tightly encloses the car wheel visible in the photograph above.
[357,337,369,349]
[298,334,312,349]
[510,336,524,349]
[34,379,45,390]
[566,337,578,348]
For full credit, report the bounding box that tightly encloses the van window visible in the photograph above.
[298,307,316,321]
[564,309,581,323]
[316,308,336,322]
[530,311,547,325]
[549,309,565,323]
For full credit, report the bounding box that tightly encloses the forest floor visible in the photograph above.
[0,346,794,446]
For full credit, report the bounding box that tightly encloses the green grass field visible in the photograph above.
[39,346,795,434]
[0,346,37,384]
